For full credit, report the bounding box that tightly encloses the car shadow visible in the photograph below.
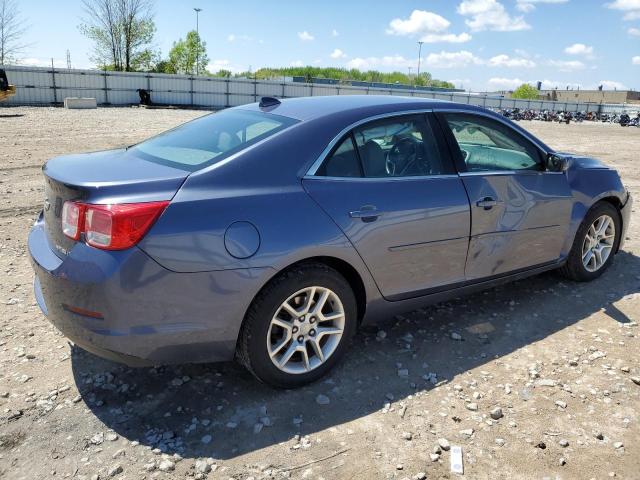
[70,251,640,460]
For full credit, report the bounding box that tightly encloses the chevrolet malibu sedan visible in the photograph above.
[29,95,631,388]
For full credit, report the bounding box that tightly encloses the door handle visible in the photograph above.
[476,197,502,210]
[350,205,383,222]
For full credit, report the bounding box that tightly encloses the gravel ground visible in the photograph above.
[0,106,639,480]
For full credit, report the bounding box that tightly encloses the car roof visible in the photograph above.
[236,95,475,121]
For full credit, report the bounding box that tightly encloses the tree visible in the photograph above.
[213,69,232,78]
[79,0,156,71]
[228,66,455,90]
[511,83,539,100]
[0,0,28,64]
[165,30,208,75]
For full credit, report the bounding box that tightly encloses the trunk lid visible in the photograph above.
[43,148,189,257]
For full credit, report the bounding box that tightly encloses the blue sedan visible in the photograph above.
[29,95,632,387]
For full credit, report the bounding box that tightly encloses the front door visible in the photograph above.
[439,112,573,279]
[303,113,470,300]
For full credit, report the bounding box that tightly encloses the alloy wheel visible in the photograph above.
[581,214,616,272]
[267,286,345,374]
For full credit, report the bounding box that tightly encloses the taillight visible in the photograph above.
[62,201,169,250]
[61,201,84,240]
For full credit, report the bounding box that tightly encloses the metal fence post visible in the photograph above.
[103,70,109,105]
[253,78,257,102]
[50,60,58,105]
[190,76,194,106]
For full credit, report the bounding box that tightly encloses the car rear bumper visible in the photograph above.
[29,216,273,366]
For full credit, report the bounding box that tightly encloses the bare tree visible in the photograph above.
[80,0,155,71]
[0,0,28,65]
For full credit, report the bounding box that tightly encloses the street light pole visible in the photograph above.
[416,41,424,82]
[194,7,202,75]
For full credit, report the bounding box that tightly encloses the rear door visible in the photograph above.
[303,113,470,300]
[438,111,573,280]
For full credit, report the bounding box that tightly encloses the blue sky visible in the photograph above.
[14,0,640,91]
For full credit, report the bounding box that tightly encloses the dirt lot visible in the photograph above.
[0,106,639,480]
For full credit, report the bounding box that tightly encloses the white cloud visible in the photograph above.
[421,32,472,43]
[633,56,640,65]
[516,3,536,12]
[290,60,305,67]
[488,77,528,89]
[345,55,413,70]
[387,10,450,35]
[606,0,640,9]
[387,10,471,44]
[298,31,314,41]
[516,0,568,12]
[629,27,640,36]
[330,48,346,59]
[488,54,536,67]
[564,43,594,56]
[457,0,530,31]
[424,50,483,68]
[331,29,339,37]
[606,0,640,19]
[548,59,586,71]
[599,80,628,90]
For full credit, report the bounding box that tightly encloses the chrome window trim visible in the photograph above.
[305,174,461,182]
[305,109,434,177]
[458,170,565,177]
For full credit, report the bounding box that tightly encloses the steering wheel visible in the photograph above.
[386,138,422,176]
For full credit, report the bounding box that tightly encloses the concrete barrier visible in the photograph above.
[64,97,97,109]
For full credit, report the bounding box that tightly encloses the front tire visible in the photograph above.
[559,202,621,281]
[237,263,357,388]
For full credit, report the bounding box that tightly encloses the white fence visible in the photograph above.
[0,65,633,114]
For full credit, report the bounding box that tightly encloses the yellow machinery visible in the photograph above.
[0,69,16,102]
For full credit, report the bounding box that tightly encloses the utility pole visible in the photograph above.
[416,41,424,82]
[194,7,202,75]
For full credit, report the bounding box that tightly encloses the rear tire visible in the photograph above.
[559,202,621,281]
[237,263,357,388]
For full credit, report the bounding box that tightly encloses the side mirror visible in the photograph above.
[546,153,570,172]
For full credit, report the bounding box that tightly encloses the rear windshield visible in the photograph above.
[132,109,298,171]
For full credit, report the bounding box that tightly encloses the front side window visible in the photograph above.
[132,110,297,171]
[443,113,542,172]
[318,115,453,178]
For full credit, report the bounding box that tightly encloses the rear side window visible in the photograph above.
[318,114,454,178]
[132,110,298,171]
[317,135,362,177]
